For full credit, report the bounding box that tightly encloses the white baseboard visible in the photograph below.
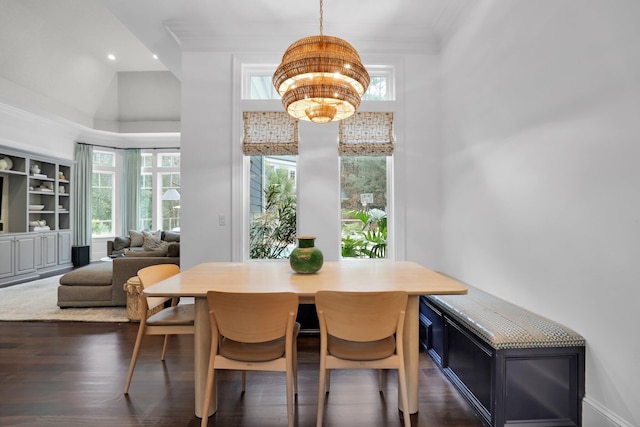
[583,396,634,427]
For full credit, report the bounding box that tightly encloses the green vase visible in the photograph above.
[289,236,324,274]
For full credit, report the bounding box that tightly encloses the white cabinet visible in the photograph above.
[0,236,13,279]
[14,235,36,275]
[58,231,72,265]
[0,146,72,234]
[0,146,73,284]
[0,234,38,281]
[35,232,58,269]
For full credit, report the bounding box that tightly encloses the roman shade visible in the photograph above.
[338,112,394,156]
[242,112,299,156]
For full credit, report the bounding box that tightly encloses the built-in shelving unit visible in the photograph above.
[0,146,73,285]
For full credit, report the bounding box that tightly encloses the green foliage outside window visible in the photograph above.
[249,169,297,259]
[91,172,113,235]
[340,156,388,258]
[139,174,153,230]
[341,208,387,258]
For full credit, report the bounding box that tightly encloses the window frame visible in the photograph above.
[91,149,117,238]
[241,64,395,101]
[237,58,399,262]
[140,150,181,231]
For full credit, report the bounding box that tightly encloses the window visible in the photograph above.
[91,150,116,237]
[362,66,394,101]
[140,151,181,231]
[139,173,153,230]
[240,64,396,261]
[242,65,280,100]
[242,65,394,101]
[249,75,280,100]
[339,112,394,259]
[249,155,297,259]
[243,112,298,259]
[340,157,388,258]
[160,172,181,231]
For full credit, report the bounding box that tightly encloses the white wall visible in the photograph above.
[180,51,235,268]
[0,103,77,160]
[440,1,640,426]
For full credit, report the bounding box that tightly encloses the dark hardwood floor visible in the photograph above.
[0,321,484,427]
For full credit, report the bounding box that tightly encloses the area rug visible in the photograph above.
[0,275,129,322]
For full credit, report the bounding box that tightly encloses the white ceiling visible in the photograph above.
[101,0,474,77]
[0,0,473,128]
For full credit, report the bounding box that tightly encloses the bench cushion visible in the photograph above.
[428,286,585,350]
[59,262,112,286]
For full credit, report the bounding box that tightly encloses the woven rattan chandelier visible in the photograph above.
[273,0,369,124]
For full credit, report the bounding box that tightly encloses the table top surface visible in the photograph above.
[143,260,468,298]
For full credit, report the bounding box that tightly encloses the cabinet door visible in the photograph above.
[15,235,36,274]
[43,233,57,267]
[34,233,43,269]
[0,237,14,278]
[58,231,72,265]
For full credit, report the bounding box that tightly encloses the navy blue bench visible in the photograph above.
[420,284,585,427]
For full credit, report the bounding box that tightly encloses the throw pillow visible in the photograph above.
[112,236,131,251]
[162,231,180,242]
[129,230,144,247]
[144,238,168,253]
[143,230,168,253]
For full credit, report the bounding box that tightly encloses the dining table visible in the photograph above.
[142,260,467,418]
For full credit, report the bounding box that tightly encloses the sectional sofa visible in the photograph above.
[57,230,180,308]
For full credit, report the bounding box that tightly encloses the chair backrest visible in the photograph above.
[206,292,299,343]
[138,264,180,288]
[137,264,181,310]
[315,291,408,342]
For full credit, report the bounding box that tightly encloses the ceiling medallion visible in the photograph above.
[273,0,369,124]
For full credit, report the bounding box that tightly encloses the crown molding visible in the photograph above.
[165,21,440,54]
[0,102,180,153]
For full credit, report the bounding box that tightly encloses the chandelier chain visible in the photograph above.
[319,0,323,35]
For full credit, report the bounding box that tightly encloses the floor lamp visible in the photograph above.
[161,189,180,231]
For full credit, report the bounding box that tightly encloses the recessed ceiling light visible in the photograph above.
[107,54,116,61]
[152,54,158,60]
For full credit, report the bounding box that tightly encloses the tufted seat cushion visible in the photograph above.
[428,286,585,350]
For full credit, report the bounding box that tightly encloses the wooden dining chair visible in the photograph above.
[123,264,194,394]
[201,291,300,427]
[315,291,411,427]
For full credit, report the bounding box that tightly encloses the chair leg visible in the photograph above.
[397,365,411,427]
[201,356,217,427]
[123,323,146,394]
[325,370,331,393]
[317,363,327,427]
[286,360,294,427]
[293,342,298,395]
[161,334,170,361]
[378,369,384,392]
[241,371,246,392]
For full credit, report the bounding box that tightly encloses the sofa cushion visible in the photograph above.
[59,262,112,286]
[129,230,144,247]
[125,249,167,257]
[112,236,131,251]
